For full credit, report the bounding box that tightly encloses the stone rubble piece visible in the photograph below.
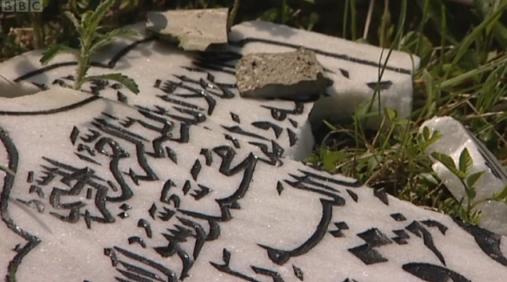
[235,48,332,99]
[421,116,507,235]
[146,8,229,51]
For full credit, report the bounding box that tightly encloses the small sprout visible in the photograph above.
[40,0,139,94]
[458,148,473,176]
[431,147,498,225]
[431,151,459,176]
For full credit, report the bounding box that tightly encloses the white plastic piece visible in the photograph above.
[421,116,507,235]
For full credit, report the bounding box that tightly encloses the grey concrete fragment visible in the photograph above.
[146,8,229,51]
[236,48,332,99]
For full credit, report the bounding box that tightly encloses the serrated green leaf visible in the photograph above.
[84,73,139,94]
[465,185,476,201]
[419,172,439,186]
[40,44,75,65]
[459,148,473,174]
[431,152,459,176]
[422,126,430,141]
[89,28,138,55]
[385,108,397,121]
[85,0,116,38]
[320,149,346,172]
[466,171,484,188]
[80,10,93,28]
[429,130,441,145]
[64,11,80,32]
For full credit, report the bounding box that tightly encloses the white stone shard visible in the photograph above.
[146,8,229,51]
[0,21,506,282]
[421,116,507,235]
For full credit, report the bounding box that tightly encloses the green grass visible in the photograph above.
[306,0,507,224]
[0,0,506,225]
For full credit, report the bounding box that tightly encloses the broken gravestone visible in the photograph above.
[0,21,506,281]
[236,48,331,100]
[422,116,507,236]
[146,8,229,51]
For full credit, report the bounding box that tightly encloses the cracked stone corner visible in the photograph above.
[146,8,229,51]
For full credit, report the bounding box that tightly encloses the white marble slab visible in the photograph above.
[0,87,506,281]
[0,21,505,282]
[0,20,419,160]
[0,23,316,161]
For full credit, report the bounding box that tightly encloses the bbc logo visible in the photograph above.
[1,0,43,12]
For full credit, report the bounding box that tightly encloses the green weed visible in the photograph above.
[432,147,507,224]
[0,0,505,226]
[39,0,139,93]
[309,0,506,225]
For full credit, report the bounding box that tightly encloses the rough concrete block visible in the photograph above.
[236,48,331,99]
